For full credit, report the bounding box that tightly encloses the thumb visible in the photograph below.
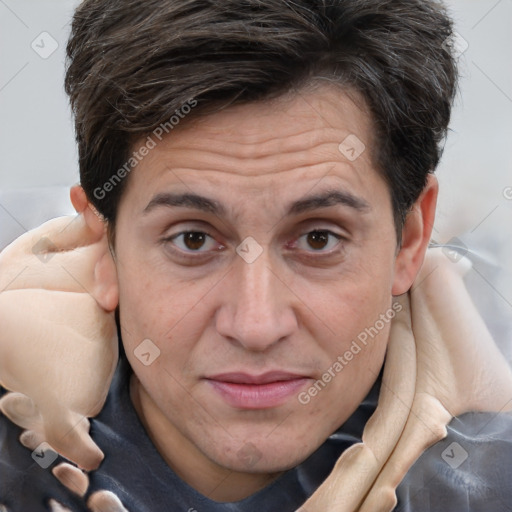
[43,410,104,472]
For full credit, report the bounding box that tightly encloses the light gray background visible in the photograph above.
[0,0,511,354]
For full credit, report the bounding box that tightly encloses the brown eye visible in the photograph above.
[307,231,329,250]
[183,232,207,250]
[168,231,219,253]
[294,229,345,255]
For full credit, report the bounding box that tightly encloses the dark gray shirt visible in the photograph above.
[1,354,511,512]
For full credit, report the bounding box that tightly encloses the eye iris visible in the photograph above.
[307,231,329,250]
[184,232,206,250]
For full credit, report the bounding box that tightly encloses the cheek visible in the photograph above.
[117,270,203,413]
[295,291,391,438]
[116,252,221,386]
[303,255,395,351]
[116,244,195,337]
[293,254,394,412]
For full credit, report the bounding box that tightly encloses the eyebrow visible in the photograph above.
[143,189,370,217]
[144,192,225,216]
[288,189,370,215]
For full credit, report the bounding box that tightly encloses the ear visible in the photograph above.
[70,185,119,312]
[71,185,105,237]
[392,174,438,296]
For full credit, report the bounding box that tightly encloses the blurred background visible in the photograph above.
[0,0,511,358]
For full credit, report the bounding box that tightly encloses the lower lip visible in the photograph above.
[206,378,310,409]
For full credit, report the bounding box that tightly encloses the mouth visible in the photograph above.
[204,371,311,410]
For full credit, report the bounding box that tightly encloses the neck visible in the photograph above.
[129,374,280,502]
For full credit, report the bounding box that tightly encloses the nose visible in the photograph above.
[215,249,298,352]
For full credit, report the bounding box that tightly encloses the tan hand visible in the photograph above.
[46,463,130,512]
[0,187,119,471]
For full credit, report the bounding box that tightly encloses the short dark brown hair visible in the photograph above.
[65,0,458,238]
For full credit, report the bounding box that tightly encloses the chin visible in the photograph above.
[225,452,307,475]
[204,433,319,474]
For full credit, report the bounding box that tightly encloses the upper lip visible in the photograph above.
[205,371,308,385]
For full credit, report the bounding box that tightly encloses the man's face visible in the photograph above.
[115,85,399,475]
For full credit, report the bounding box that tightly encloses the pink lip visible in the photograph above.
[205,372,310,409]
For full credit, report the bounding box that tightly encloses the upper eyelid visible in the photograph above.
[168,231,219,246]
[292,230,344,250]
[294,228,347,246]
[163,232,223,257]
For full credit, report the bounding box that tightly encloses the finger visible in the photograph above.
[0,215,84,267]
[19,430,46,451]
[48,499,73,512]
[0,393,42,431]
[52,462,89,497]
[33,214,99,252]
[43,413,104,472]
[87,491,129,512]
[29,215,99,255]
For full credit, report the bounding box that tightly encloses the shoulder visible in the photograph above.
[396,411,512,512]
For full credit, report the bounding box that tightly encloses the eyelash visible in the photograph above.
[161,229,346,262]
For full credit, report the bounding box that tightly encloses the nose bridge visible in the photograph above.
[217,249,297,351]
[239,253,275,319]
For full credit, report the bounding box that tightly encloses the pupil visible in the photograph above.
[185,232,205,250]
[308,231,328,250]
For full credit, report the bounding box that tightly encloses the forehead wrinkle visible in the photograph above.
[134,87,376,183]
[152,145,367,180]
[171,127,351,161]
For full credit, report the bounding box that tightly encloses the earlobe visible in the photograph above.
[93,249,119,312]
[392,174,438,296]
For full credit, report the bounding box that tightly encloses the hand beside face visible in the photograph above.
[0,204,118,471]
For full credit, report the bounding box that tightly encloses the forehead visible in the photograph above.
[120,84,386,216]
[154,85,374,172]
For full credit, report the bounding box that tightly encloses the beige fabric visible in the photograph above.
[1,213,511,508]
